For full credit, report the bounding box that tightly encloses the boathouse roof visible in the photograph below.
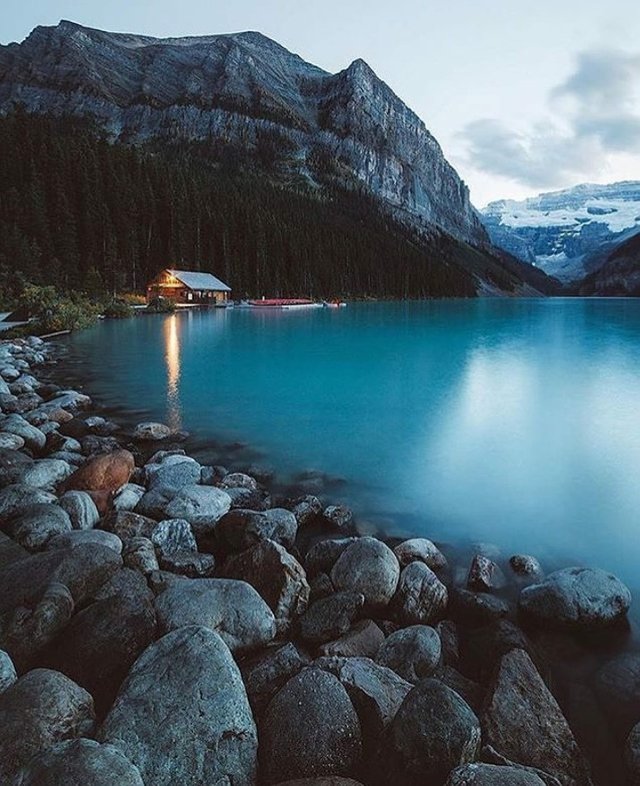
[167,269,231,292]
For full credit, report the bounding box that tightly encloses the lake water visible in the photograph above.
[60,299,640,587]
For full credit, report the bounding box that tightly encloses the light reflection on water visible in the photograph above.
[164,313,182,431]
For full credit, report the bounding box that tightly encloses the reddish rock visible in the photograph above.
[65,450,134,495]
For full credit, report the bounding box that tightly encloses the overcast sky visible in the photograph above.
[3,0,640,206]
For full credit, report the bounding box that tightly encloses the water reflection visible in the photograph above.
[164,314,182,430]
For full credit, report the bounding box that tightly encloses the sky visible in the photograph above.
[3,0,640,206]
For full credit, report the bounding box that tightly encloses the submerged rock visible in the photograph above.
[99,626,257,786]
[132,421,172,441]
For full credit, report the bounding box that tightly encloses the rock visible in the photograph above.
[519,567,631,629]
[222,539,310,630]
[99,626,257,785]
[0,414,46,451]
[9,503,72,551]
[81,434,122,456]
[595,651,640,730]
[134,487,174,520]
[13,738,145,786]
[260,667,362,784]
[241,642,311,718]
[323,504,354,529]
[151,518,197,557]
[467,554,506,592]
[298,591,365,645]
[482,649,591,786]
[225,485,270,510]
[217,507,298,551]
[58,490,100,529]
[437,620,460,669]
[160,550,216,577]
[272,778,364,786]
[132,421,172,440]
[122,537,160,575]
[445,763,546,785]
[0,668,95,783]
[112,483,146,512]
[154,578,276,653]
[64,449,135,493]
[331,537,400,608]
[378,678,481,786]
[315,656,412,749]
[42,569,156,717]
[438,667,484,715]
[48,529,123,554]
[509,555,544,582]
[393,537,448,570]
[461,620,534,684]
[0,483,57,521]
[0,447,32,485]
[305,537,358,578]
[0,649,17,693]
[291,494,323,526]
[164,484,231,532]
[320,619,385,659]
[376,625,441,683]
[625,722,640,783]
[41,390,91,413]
[450,589,510,625]
[105,510,157,541]
[147,457,202,495]
[310,572,335,601]
[0,432,24,450]
[221,471,259,490]
[393,561,448,624]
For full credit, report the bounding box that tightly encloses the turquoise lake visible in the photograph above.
[61,299,640,586]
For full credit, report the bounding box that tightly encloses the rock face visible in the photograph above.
[260,667,362,783]
[379,678,481,786]
[154,577,276,652]
[331,537,399,608]
[0,21,488,248]
[519,567,631,629]
[0,668,95,782]
[13,738,144,786]
[99,626,258,786]
[482,649,591,786]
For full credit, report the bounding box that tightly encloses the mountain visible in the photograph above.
[579,230,640,296]
[0,21,556,298]
[481,182,640,282]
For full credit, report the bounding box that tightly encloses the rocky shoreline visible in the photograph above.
[0,335,639,785]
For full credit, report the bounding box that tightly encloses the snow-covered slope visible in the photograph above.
[481,182,640,282]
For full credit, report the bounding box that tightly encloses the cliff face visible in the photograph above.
[481,181,640,282]
[0,21,487,246]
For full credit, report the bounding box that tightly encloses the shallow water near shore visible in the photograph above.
[58,299,640,594]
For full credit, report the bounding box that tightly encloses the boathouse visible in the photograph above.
[146,269,231,305]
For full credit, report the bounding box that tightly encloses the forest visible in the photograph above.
[0,111,544,306]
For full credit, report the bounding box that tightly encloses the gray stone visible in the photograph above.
[482,649,590,786]
[519,567,631,629]
[221,471,259,490]
[113,483,146,512]
[105,510,157,541]
[132,421,172,440]
[451,589,510,624]
[0,432,24,450]
[13,738,144,786]
[323,504,354,529]
[58,490,100,529]
[331,537,400,608]
[595,651,640,730]
[0,668,95,783]
[99,626,257,786]
[393,537,448,570]
[0,447,32,486]
[226,485,270,510]
[147,457,201,495]
[216,507,298,551]
[260,667,362,784]
[625,722,640,784]
[154,578,276,653]
[123,537,160,575]
[319,619,385,659]
[394,561,448,625]
[48,529,123,554]
[160,550,216,577]
[467,554,507,592]
[509,555,544,582]
[0,649,17,693]
[291,494,323,526]
[376,625,441,683]
[445,763,546,785]
[241,642,311,718]
[0,483,56,520]
[164,484,231,529]
[9,503,72,551]
[151,518,197,557]
[0,414,46,451]
[298,590,365,644]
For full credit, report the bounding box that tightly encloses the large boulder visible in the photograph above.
[260,667,362,784]
[17,458,73,490]
[0,414,46,451]
[378,678,481,786]
[8,503,72,551]
[99,626,257,785]
[64,449,135,494]
[0,669,95,783]
[147,457,202,495]
[222,539,310,630]
[393,562,448,625]
[241,642,311,718]
[331,537,400,608]
[216,508,298,552]
[445,764,546,785]
[154,578,276,653]
[0,448,32,486]
[13,738,144,786]
[0,483,56,521]
[393,538,447,570]
[305,537,358,578]
[298,591,365,645]
[164,484,231,533]
[482,648,591,786]
[376,625,441,683]
[58,490,100,530]
[519,567,631,629]
[41,569,157,717]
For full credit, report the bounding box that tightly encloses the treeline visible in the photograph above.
[0,111,519,302]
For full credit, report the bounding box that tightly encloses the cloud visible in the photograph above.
[460,48,640,189]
